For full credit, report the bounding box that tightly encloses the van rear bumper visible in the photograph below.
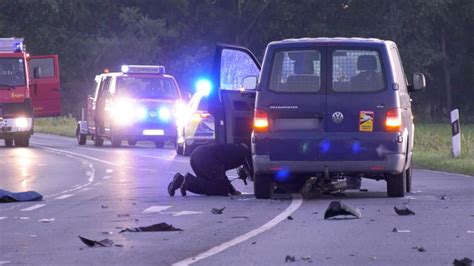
[253,153,406,175]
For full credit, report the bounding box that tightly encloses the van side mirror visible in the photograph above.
[409,73,426,92]
[33,67,41,79]
[242,76,257,90]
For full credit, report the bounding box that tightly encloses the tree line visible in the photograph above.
[1,0,473,121]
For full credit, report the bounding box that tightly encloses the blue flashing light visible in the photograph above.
[275,167,290,182]
[320,139,330,153]
[352,141,361,154]
[158,107,171,122]
[195,79,212,96]
[136,106,148,120]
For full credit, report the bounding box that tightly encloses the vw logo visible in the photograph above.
[332,112,344,124]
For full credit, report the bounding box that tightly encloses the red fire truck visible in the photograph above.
[0,38,61,147]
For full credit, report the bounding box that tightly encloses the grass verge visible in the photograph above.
[33,116,473,176]
[34,115,77,138]
[413,123,474,176]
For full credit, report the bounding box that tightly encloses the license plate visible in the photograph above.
[143,129,164,136]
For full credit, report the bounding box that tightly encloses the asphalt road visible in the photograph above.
[0,134,473,266]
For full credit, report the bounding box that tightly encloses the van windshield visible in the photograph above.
[269,50,322,92]
[0,58,26,87]
[116,76,179,99]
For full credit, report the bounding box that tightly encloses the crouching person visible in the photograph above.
[168,143,251,197]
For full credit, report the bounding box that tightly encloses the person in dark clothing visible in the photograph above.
[168,143,252,197]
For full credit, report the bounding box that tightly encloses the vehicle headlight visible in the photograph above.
[158,107,171,122]
[136,106,148,120]
[15,117,29,128]
[112,99,134,125]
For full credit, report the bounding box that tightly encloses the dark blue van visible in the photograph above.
[209,38,426,199]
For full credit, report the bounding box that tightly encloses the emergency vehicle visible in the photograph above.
[0,38,61,147]
[77,65,183,148]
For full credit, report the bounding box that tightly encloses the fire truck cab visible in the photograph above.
[0,38,61,147]
[77,65,183,148]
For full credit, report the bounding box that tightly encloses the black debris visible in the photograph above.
[324,201,361,219]
[211,207,225,214]
[78,236,114,247]
[441,195,448,200]
[119,223,183,233]
[287,216,294,220]
[230,216,249,219]
[453,257,472,266]
[301,256,312,261]
[312,212,319,215]
[412,246,426,252]
[102,232,113,235]
[251,242,256,245]
[117,214,130,217]
[114,244,124,248]
[394,206,415,216]
[0,189,43,203]
[101,205,108,209]
[285,255,296,263]
[359,189,369,192]
[392,227,398,232]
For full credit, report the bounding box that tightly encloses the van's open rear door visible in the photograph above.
[28,55,61,117]
[209,44,260,146]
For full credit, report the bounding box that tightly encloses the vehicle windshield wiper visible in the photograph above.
[0,84,15,90]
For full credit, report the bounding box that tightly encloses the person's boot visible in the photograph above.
[168,173,184,196]
[180,173,196,196]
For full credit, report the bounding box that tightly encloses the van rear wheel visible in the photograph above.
[4,139,13,147]
[387,171,406,197]
[405,167,412,193]
[254,173,273,199]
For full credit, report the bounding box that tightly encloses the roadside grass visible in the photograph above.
[34,115,77,138]
[33,116,474,176]
[414,123,474,176]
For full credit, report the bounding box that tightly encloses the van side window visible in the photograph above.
[269,50,321,92]
[391,47,408,90]
[332,50,384,92]
[220,49,259,91]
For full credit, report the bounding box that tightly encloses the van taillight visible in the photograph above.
[254,109,269,132]
[385,108,402,132]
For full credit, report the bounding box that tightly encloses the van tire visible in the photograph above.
[93,134,104,147]
[387,171,406,197]
[405,167,412,193]
[176,142,184,155]
[14,137,29,147]
[111,135,122,147]
[128,139,137,146]
[154,141,165,148]
[4,139,13,147]
[254,173,272,199]
[77,131,87,145]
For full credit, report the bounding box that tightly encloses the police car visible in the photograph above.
[176,79,215,156]
[76,65,184,148]
[208,38,426,199]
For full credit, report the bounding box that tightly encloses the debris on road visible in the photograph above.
[117,214,130,217]
[251,241,256,245]
[394,206,415,216]
[412,246,426,252]
[102,232,113,235]
[453,257,472,266]
[211,207,225,214]
[38,218,55,223]
[101,205,108,209]
[0,189,43,203]
[230,216,249,219]
[301,256,312,261]
[285,255,296,263]
[78,236,114,247]
[119,223,183,233]
[287,216,294,220]
[324,201,361,219]
[359,189,369,192]
[441,195,448,200]
[114,244,124,248]
[392,227,410,233]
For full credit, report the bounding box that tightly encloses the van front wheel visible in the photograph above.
[254,173,273,199]
[387,171,406,197]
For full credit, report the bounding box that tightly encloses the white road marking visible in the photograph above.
[172,211,203,217]
[38,218,55,223]
[54,194,74,200]
[173,194,303,266]
[79,187,92,192]
[102,176,112,180]
[106,169,114,174]
[421,169,473,178]
[0,217,7,221]
[20,204,46,212]
[143,206,172,213]
[467,231,474,234]
[0,261,11,265]
[36,146,121,167]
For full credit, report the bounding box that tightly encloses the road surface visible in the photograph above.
[0,134,473,265]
